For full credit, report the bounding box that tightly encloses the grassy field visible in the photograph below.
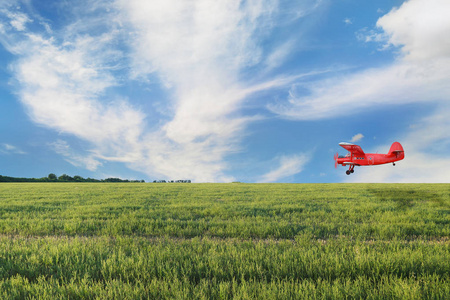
[0,183,448,299]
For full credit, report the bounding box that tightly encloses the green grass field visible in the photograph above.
[0,183,448,299]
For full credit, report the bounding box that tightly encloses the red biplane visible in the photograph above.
[334,142,404,175]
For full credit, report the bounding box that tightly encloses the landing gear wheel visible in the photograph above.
[393,163,396,166]
[351,169,354,173]
[346,170,351,175]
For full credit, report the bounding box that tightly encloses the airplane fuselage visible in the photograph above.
[336,152,403,166]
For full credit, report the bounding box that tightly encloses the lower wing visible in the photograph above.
[341,162,360,166]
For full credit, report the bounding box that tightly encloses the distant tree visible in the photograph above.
[0,173,143,183]
[86,177,99,182]
[58,174,73,182]
[104,178,123,182]
[73,175,84,182]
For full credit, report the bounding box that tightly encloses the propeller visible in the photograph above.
[334,153,338,168]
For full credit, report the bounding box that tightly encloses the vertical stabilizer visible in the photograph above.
[388,142,405,160]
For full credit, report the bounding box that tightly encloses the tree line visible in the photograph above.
[0,174,145,183]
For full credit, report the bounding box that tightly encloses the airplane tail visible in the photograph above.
[388,142,405,160]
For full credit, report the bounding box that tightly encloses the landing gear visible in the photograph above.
[346,165,355,175]
[393,162,396,166]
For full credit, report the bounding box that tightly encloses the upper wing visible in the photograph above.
[339,142,365,156]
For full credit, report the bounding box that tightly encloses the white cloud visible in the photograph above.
[258,153,310,183]
[350,133,364,143]
[270,0,450,120]
[343,18,352,25]
[7,11,31,31]
[377,0,450,61]
[0,143,26,155]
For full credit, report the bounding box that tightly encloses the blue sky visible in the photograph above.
[1,0,450,183]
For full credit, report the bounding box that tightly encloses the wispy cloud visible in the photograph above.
[350,133,364,143]
[264,40,295,72]
[0,143,26,155]
[6,11,30,32]
[116,0,283,181]
[50,140,102,171]
[258,153,310,183]
[0,1,145,169]
[268,58,450,120]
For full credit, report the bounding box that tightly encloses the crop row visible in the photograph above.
[0,183,448,240]
[0,236,449,299]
